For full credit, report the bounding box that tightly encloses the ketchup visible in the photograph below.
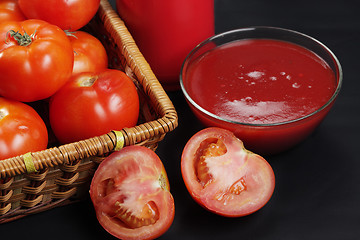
[186,39,336,125]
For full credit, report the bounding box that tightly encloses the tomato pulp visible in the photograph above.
[116,0,214,91]
[183,38,339,154]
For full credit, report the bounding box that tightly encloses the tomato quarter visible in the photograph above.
[181,127,275,217]
[90,146,175,240]
[49,69,139,144]
[0,97,48,160]
[0,19,74,102]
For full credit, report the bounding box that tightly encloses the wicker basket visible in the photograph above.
[0,0,178,223]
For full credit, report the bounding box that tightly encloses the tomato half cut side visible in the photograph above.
[90,146,175,240]
[181,127,275,217]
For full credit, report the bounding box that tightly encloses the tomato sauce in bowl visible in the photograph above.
[180,27,342,155]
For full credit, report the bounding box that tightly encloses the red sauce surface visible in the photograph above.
[185,39,336,124]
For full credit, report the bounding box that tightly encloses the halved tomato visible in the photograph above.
[181,127,275,217]
[90,146,175,240]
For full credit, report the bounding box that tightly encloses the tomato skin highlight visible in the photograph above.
[0,19,74,102]
[0,97,48,160]
[181,127,275,217]
[90,146,175,240]
[18,0,100,31]
[49,69,139,144]
[68,31,108,75]
[0,0,26,22]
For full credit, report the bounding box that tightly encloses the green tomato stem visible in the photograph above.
[7,30,36,47]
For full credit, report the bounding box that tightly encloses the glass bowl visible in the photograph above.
[180,26,342,155]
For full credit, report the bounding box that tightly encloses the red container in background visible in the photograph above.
[116,0,215,91]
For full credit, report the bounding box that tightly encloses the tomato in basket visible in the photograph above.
[0,97,48,160]
[49,69,139,144]
[0,19,74,102]
[68,30,108,75]
[0,0,26,22]
[18,0,100,31]
[90,145,175,240]
[181,127,275,217]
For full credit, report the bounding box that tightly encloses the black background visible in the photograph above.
[2,0,360,239]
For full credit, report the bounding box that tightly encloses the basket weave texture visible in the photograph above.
[0,0,178,223]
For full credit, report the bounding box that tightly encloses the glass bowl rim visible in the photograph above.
[179,26,343,127]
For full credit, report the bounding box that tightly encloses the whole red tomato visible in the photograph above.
[0,97,48,161]
[68,31,108,75]
[0,19,74,102]
[18,0,100,31]
[90,145,175,240]
[49,69,140,144]
[181,127,275,217]
[0,0,26,22]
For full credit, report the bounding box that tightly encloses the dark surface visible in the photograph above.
[2,0,360,239]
